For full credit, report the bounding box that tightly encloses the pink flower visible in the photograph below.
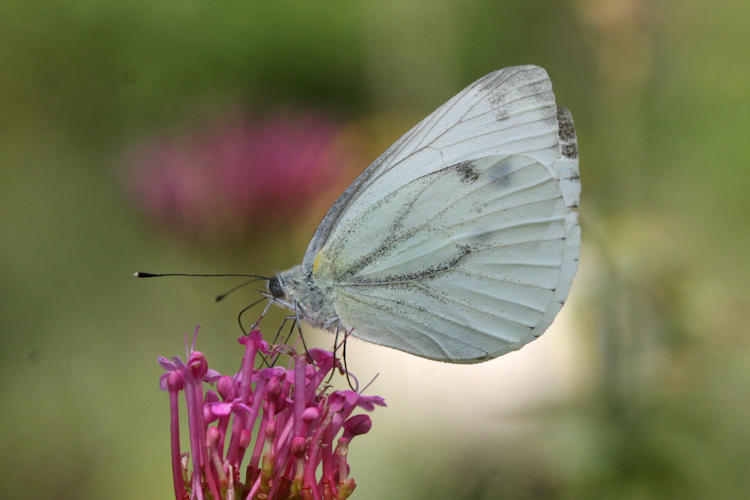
[127,111,357,236]
[159,326,385,500]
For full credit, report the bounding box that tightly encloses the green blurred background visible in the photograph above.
[2,0,749,498]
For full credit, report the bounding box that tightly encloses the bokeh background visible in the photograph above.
[2,0,749,498]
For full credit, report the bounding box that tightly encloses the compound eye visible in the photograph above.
[268,276,284,298]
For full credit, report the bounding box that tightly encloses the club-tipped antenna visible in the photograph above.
[135,272,270,280]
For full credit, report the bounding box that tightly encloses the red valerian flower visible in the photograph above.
[128,112,357,236]
[158,326,385,500]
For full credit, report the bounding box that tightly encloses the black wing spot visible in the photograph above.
[562,143,578,159]
[556,107,578,159]
[456,161,480,184]
[557,107,576,141]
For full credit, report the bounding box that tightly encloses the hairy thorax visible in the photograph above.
[276,264,338,330]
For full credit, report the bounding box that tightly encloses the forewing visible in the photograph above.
[303,65,561,267]
[319,152,579,362]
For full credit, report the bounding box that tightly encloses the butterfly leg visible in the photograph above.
[269,315,298,367]
[325,319,342,384]
[293,300,313,364]
[237,296,269,335]
[249,298,274,332]
[343,327,357,391]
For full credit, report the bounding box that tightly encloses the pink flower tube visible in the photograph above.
[158,326,385,500]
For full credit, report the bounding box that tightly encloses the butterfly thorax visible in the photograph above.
[276,264,338,331]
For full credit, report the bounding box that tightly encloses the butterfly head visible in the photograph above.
[268,275,285,299]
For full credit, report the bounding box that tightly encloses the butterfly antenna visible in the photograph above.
[136,271,271,303]
[136,270,277,367]
[135,272,271,279]
[215,278,266,303]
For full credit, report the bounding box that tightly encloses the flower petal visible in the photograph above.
[158,356,178,371]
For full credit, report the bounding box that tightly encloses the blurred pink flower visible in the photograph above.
[159,326,385,500]
[128,112,356,236]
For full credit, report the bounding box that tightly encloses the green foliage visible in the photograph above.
[1,0,749,499]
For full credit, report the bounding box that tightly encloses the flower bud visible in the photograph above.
[302,407,320,422]
[206,426,221,448]
[291,436,307,458]
[217,375,236,400]
[187,351,208,379]
[167,370,184,391]
[266,376,281,399]
[343,414,371,439]
[239,428,252,448]
[265,420,276,439]
[158,326,385,500]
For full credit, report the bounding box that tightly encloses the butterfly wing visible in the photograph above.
[303,65,563,268]
[307,65,580,362]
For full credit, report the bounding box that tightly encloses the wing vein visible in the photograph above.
[345,286,521,343]
[369,67,554,188]
[341,235,569,286]
[337,289,472,358]
[429,103,556,151]
[460,66,537,118]
[460,82,552,124]
[439,280,548,313]
[412,72,495,151]
[360,214,564,277]
[331,159,544,276]
[448,213,565,233]
[410,282,539,328]
[436,120,557,152]
[455,268,558,290]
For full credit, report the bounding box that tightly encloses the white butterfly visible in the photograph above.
[268,65,580,363]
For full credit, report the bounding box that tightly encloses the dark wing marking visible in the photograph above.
[303,65,561,268]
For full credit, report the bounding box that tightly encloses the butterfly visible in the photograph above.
[267,65,580,363]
